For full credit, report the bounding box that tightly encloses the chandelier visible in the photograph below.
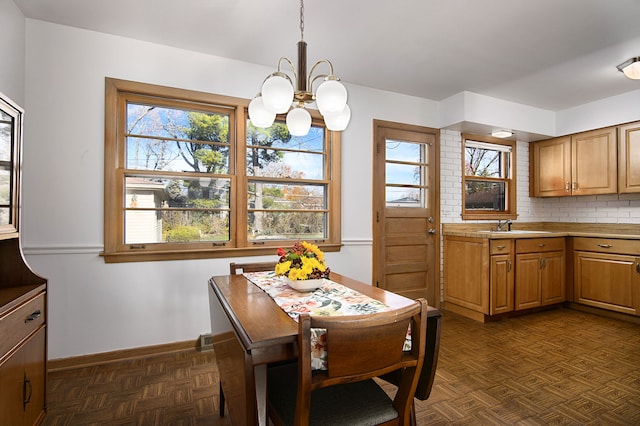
[248,0,351,136]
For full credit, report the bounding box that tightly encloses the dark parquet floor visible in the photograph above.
[44,307,640,425]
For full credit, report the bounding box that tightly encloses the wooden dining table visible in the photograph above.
[208,272,440,426]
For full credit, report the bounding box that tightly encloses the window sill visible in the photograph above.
[100,243,343,263]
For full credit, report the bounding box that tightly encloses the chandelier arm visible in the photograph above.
[307,59,336,92]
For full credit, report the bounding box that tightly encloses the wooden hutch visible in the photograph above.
[0,92,48,425]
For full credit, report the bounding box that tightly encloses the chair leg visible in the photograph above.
[410,402,416,426]
[219,382,225,417]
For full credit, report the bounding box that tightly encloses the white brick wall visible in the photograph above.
[439,130,640,226]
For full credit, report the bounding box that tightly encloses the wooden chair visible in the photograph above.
[229,261,276,275]
[378,307,442,426]
[218,261,277,417]
[267,298,427,426]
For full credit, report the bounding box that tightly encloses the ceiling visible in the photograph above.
[13,0,640,112]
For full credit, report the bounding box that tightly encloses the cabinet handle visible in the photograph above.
[636,262,640,276]
[23,374,32,409]
[507,260,512,272]
[25,310,41,323]
[597,244,612,248]
[538,243,546,247]
[540,258,547,269]
[496,245,506,250]
[572,181,577,190]
[565,181,570,192]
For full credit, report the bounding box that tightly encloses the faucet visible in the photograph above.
[497,219,512,231]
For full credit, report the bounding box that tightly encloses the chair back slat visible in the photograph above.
[229,261,276,275]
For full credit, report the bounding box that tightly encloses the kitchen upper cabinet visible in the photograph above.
[515,238,565,311]
[618,121,640,193]
[530,136,571,197]
[530,127,617,197]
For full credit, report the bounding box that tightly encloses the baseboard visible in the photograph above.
[48,339,199,372]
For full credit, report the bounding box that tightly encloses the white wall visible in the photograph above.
[21,20,438,359]
[0,0,25,105]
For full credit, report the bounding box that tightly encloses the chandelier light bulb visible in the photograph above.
[286,106,312,136]
[248,96,276,128]
[323,104,351,131]
[261,74,294,113]
[315,79,348,116]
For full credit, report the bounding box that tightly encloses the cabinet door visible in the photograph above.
[571,127,617,195]
[444,237,489,314]
[618,121,640,193]
[23,328,46,426]
[574,251,640,315]
[530,136,571,197]
[515,253,541,310]
[541,251,565,305]
[490,254,514,315]
[0,328,45,426]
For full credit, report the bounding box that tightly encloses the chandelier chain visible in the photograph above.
[299,0,305,41]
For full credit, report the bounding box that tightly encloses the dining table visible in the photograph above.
[208,271,441,426]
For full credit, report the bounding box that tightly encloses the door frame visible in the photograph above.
[372,119,440,307]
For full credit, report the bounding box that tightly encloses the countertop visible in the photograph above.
[442,222,640,240]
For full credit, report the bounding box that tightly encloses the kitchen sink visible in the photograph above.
[478,230,552,234]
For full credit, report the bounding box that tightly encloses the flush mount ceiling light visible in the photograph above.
[491,130,513,138]
[248,0,351,136]
[616,57,640,80]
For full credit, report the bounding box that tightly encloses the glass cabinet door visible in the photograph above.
[0,92,23,236]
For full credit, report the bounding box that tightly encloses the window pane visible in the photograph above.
[248,182,326,210]
[0,207,7,225]
[0,165,9,205]
[247,121,324,152]
[127,103,230,142]
[125,176,230,209]
[465,180,507,211]
[125,210,229,244]
[386,139,424,163]
[126,137,229,174]
[465,146,507,178]
[0,122,11,161]
[247,149,324,180]
[386,186,425,208]
[246,122,325,180]
[126,103,230,174]
[386,162,422,186]
[249,211,326,241]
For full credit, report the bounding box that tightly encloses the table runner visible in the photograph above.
[243,271,411,370]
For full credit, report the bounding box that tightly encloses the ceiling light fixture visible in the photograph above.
[248,0,350,136]
[491,130,513,138]
[616,57,640,80]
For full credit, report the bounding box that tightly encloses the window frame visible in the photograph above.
[102,78,341,263]
[461,133,517,221]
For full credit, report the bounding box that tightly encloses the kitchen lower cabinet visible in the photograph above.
[515,238,566,311]
[574,237,640,316]
[490,240,514,315]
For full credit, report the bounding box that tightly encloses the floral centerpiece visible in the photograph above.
[275,241,330,290]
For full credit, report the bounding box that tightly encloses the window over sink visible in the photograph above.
[462,134,517,220]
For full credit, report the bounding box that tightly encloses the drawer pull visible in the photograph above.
[597,244,612,248]
[538,244,546,247]
[496,245,506,250]
[23,375,32,408]
[25,310,41,323]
